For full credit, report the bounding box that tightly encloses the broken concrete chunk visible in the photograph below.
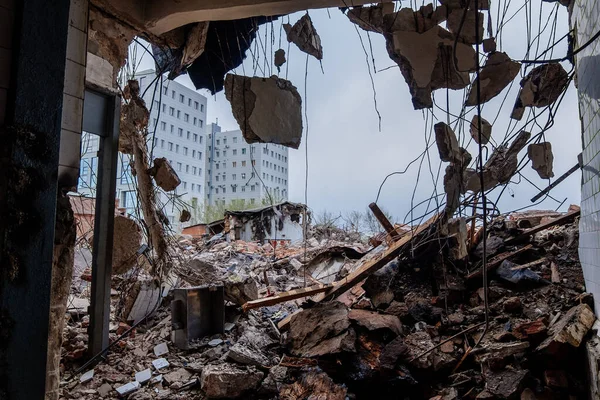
[447,9,484,44]
[227,342,270,366]
[112,216,142,275]
[439,0,490,10]
[208,338,224,347]
[287,301,355,357]
[97,383,112,397]
[284,14,323,60]
[386,25,477,109]
[470,115,492,145]
[379,336,409,369]
[484,368,528,398]
[347,3,395,33]
[224,275,259,306]
[363,260,399,308]
[152,358,170,370]
[224,74,302,149]
[483,37,496,53]
[444,163,464,216]
[348,309,402,336]
[119,83,150,154]
[511,63,569,120]
[279,370,347,400]
[116,381,141,397]
[80,369,94,384]
[466,52,521,106]
[179,209,191,223]
[149,157,181,192]
[435,122,461,163]
[200,364,264,398]
[405,331,455,370]
[448,217,468,260]
[164,368,193,386]
[135,368,152,384]
[527,142,554,179]
[537,304,595,354]
[274,49,286,71]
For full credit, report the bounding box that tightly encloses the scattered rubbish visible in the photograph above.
[208,338,224,347]
[496,260,549,285]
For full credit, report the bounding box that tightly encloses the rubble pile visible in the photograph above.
[59,207,596,399]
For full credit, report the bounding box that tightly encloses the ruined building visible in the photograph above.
[4,0,600,399]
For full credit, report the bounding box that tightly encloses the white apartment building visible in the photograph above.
[206,123,290,207]
[79,70,208,232]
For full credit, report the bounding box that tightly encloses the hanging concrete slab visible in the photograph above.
[470,115,492,145]
[466,52,521,106]
[224,74,303,149]
[284,14,323,60]
[528,142,555,179]
[511,63,569,120]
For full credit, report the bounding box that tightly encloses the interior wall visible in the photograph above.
[573,0,600,316]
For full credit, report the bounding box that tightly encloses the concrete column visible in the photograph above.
[0,0,72,398]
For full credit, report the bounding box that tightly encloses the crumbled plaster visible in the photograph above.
[224,74,303,149]
[470,115,492,145]
[274,49,286,72]
[112,215,142,275]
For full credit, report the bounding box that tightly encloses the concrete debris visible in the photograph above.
[537,304,595,354]
[279,369,347,400]
[61,202,590,400]
[119,81,150,154]
[135,368,152,384]
[483,37,497,53]
[470,115,492,145]
[112,215,142,275]
[287,301,356,357]
[447,9,484,44]
[347,3,395,33]
[152,358,170,370]
[79,369,94,384]
[511,63,570,120]
[200,364,264,398]
[528,142,555,179]
[435,122,462,163]
[153,342,169,357]
[348,309,402,336]
[283,14,323,60]
[115,381,141,397]
[274,49,286,71]
[386,25,477,109]
[224,74,303,149]
[179,209,191,223]
[466,130,531,193]
[466,52,521,106]
[149,157,181,192]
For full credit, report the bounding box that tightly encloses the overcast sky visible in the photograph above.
[134,2,581,223]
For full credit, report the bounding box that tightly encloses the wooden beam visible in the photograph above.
[510,258,547,271]
[242,284,333,312]
[466,244,533,280]
[504,210,580,245]
[369,202,400,241]
[313,213,439,302]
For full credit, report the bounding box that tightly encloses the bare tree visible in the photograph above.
[342,210,363,233]
[314,209,340,228]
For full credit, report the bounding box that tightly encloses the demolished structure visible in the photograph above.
[3,0,600,400]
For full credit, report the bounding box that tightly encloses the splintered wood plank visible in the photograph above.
[312,213,439,302]
[242,284,333,312]
[504,210,580,245]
